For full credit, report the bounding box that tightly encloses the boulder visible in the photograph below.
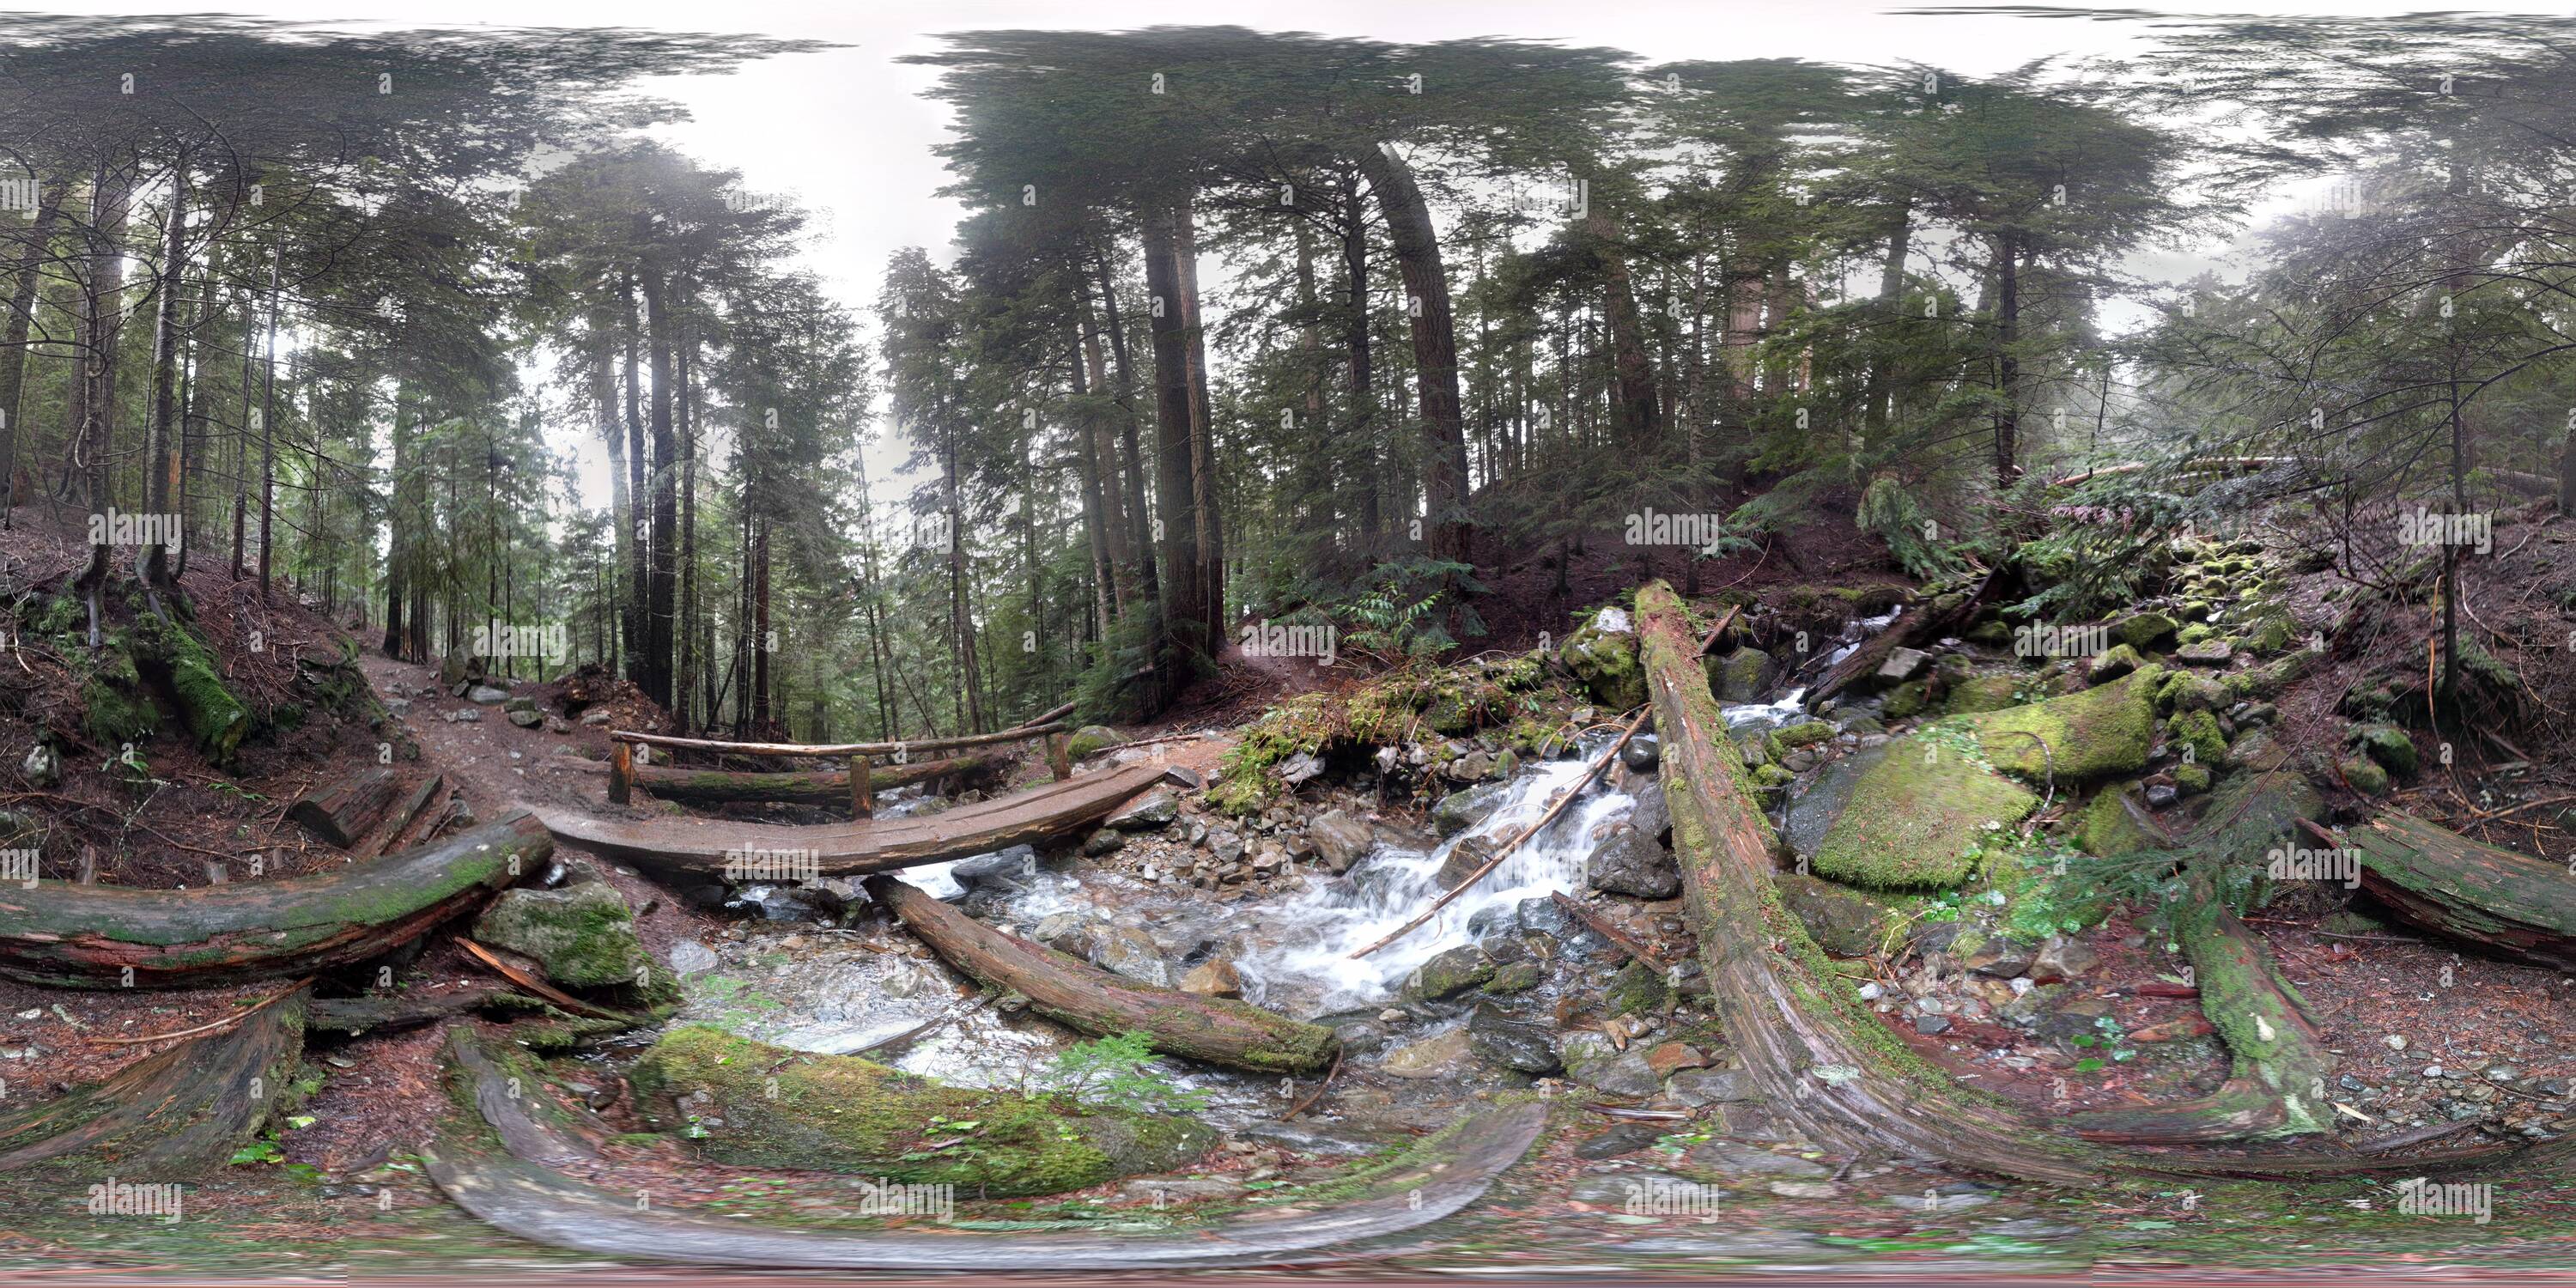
[1380,1027,1481,1080]
[1066,725,1126,759]
[1775,873,1904,957]
[1561,607,1645,711]
[471,882,656,991]
[1808,734,2038,888]
[1105,789,1180,831]
[1586,824,1682,900]
[1307,809,1375,873]
[1431,781,1510,836]
[1708,647,1779,702]
[1625,786,1672,848]
[467,685,512,705]
[1876,647,1932,683]
[2087,642,2144,682]
[2175,639,2234,666]
[1091,925,1176,987]
[949,845,1039,896]
[507,708,544,728]
[1402,945,1496,1001]
[1945,665,2164,782]
[1465,1003,1561,1073]
[1179,958,1243,998]
[2112,611,2179,651]
[1944,673,2021,715]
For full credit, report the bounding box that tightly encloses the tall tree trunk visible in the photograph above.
[1140,199,1209,689]
[70,161,131,641]
[257,250,279,601]
[1074,283,1137,618]
[1340,179,1380,549]
[0,179,65,527]
[1068,319,1120,632]
[591,312,632,671]
[1356,143,1469,562]
[620,273,647,687]
[640,257,677,711]
[1863,196,1912,445]
[381,387,410,659]
[1091,249,1157,607]
[141,156,189,591]
[1588,203,1660,445]
[1992,230,2020,489]
[751,514,773,737]
[677,319,698,733]
[1172,202,1225,640]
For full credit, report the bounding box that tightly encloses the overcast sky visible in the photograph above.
[76,2,2448,508]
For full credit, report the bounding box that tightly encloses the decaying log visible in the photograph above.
[1806,571,1995,706]
[536,762,1180,881]
[2306,812,2576,969]
[0,987,307,1179]
[1634,580,2535,1183]
[307,985,533,1036]
[865,874,1337,1074]
[288,765,404,847]
[0,812,550,987]
[361,773,447,858]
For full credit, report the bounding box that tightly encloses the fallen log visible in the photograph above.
[1806,570,1996,707]
[866,874,1337,1074]
[361,773,447,858]
[1634,580,2532,1184]
[2306,811,2576,969]
[0,987,306,1180]
[427,1022,1543,1270]
[306,985,534,1037]
[0,811,550,988]
[570,751,999,807]
[288,765,404,848]
[534,762,1178,882]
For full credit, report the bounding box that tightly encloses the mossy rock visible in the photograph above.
[2173,762,2212,795]
[1066,725,1126,760]
[79,644,159,750]
[2224,647,2324,703]
[2075,789,2154,858]
[1773,720,1836,750]
[2246,614,2297,655]
[1603,958,1674,1017]
[1809,735,2039,888]
[2339,756,2390,796]
[629,1025,1215,1196]
[1561,609,1645,711]
[1707,647,1779,702]
[1965,618,2014,647]
[472,881,665,996]
[2167,709,2227,767]
[2348,724,2418,779]
[1776,873,1904,957]
[1944,674,2021,715]
[1941,666,2163,783]
[2154,670,2227,714]
[1751,762,1794,788]
[2111,611,2178,651]
[1881,680,1930,720]
[2087,642,2145,682]
[2176,623,2216,647]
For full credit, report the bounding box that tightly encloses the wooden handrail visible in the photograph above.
[611,721,1067,758]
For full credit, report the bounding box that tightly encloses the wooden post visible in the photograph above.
[850,754,873,819]
[1046,732,1072,781]
[609,740,633,805]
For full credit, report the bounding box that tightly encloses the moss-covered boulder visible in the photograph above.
[1066,725,1126,760]
[1881,680,1930,720]
[2112,611,2179,651]
[2154,669,2227,714]
[1944,673,2021,715]
[2348,724,2418,779]
[78,639,158,750]
[2087,642,2144,682]
[1942,666,2163,783]
[1810,736,2039,888]
[2339,756,2390,796]
[1562,607,1645,711]
[630,1025,1215,1195]
[472,880,661,993]
[2168,709,2227,767]
[2075,789,2154,857]
[1773,720,1836,750]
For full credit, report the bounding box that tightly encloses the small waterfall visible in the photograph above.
[1238,744,1633,1017]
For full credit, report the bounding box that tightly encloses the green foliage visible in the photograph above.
[1042,1031,1210,1115]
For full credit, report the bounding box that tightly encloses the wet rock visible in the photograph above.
[1032,912,1100,960]
[1682,1139,1829,1179]
[1449,750,1500,782]
[1783,744,1880,859]
[1105,790,1180,831]
[1437,835,1496,889]
[1082,829,1127,857]
[950,845,1039,896]
[1307,810,1374,872]
[1575,1122,1668,1159]
[1379,1026,1480,1080]
[1517,895,1578,942]
[1562,606,1645,710]
[1179,958,1243,998]
[1562,1032,1661,1097]
[1711,647,1781,702]
[1620,735,1661,773]
[1912,1014,1952,1035]
[2143,783,2180,809]
[1624,787,1672,848]
[1877,647,1932,683]
[1466,1003,1561,1074]
[1481,959,1544,994]
[1403,945,1497,1001]
[1644,1042,1710,1077]
[1586,825,1681,900]
[1092,925,1176,987]
[1431,781,1510,837]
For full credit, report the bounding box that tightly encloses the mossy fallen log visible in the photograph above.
[131,609,251,768]
[629,1024,1215,1196]
[428,1022,1546,1269]
[2311,811,2576,969]
[866,874,1338,1074]
[0,987,307,1180]
[0,811,549,987]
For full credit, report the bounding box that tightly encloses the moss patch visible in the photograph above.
[1810,733,2040,888]
[1941,666,2162,783]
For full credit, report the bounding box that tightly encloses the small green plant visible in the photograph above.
[2068,1015,2136,1072]
[207,781,266,803]
[1044,1031,1210,1115]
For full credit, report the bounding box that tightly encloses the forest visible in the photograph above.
[3,7,2576,1279]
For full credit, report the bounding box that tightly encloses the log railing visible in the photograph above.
[606,701,1078,817]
